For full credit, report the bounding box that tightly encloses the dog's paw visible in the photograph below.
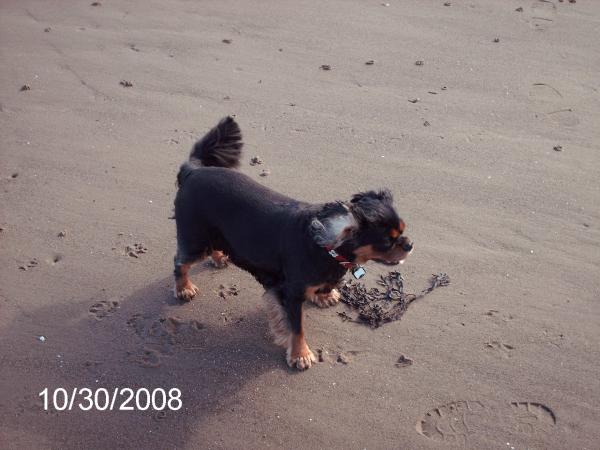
[310,288,341,308]
[174,282,199,302]
[210,251,229,269]
[287,347,317,370]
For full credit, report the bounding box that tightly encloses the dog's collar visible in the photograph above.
[324,246,367,279]
[325,245,355,269]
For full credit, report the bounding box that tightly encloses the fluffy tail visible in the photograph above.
[191,116,243,168]
[177,116,243,186]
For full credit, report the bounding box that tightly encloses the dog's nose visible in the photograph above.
[402,240,413,252]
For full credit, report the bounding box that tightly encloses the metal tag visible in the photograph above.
[352,266,366,279]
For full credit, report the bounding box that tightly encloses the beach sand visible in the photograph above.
[1,0,599,448]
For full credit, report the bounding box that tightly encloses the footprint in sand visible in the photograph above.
[546,107,579,127]
[529,82,562,102]
[529,82,580,127]
[484,341,515,358]
[139,347,162,368]
[416,400,556,445]
[127,314,205,367]
[507,402,557,434]
[484,309,514,324]
[524,0,557,31]
[89,298,120,320]
[416,401,485,445]
[18,258,39,271]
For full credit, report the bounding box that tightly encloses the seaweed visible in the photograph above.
[338,271,450,328]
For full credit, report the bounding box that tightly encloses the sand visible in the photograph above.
[1,0,599,449]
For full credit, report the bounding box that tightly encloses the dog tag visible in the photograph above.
[352,266,366,279]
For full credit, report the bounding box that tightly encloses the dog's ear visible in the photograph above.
[309,210,357,247]
[350,189,393,222]
[351,189,393,204]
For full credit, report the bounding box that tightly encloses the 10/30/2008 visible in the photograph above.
[39,388,182,411]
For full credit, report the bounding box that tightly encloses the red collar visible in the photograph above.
[324,245,355,269]
[324,245,367,279]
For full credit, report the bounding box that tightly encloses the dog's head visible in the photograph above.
[310,190,413,266]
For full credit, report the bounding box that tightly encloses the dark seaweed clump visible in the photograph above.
[338,271,450,328]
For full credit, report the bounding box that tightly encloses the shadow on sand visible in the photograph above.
[0,265,285,449]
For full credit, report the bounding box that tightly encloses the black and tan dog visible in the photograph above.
[174,117,413,370]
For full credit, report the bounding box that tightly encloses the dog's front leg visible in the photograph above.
[264,289,316,370]
[285,299,316,370]
[307,285,341,308]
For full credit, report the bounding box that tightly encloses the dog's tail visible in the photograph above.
[190,116,243,168]
[177,116,243,186]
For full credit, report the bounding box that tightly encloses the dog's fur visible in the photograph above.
[174,117,413,370]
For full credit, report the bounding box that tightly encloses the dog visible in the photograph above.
[173,117,413,370]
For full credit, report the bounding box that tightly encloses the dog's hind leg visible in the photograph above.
[174,217,211,301]
[174,254,201,301]
[210,250,229,268]
[174,241,209,301]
